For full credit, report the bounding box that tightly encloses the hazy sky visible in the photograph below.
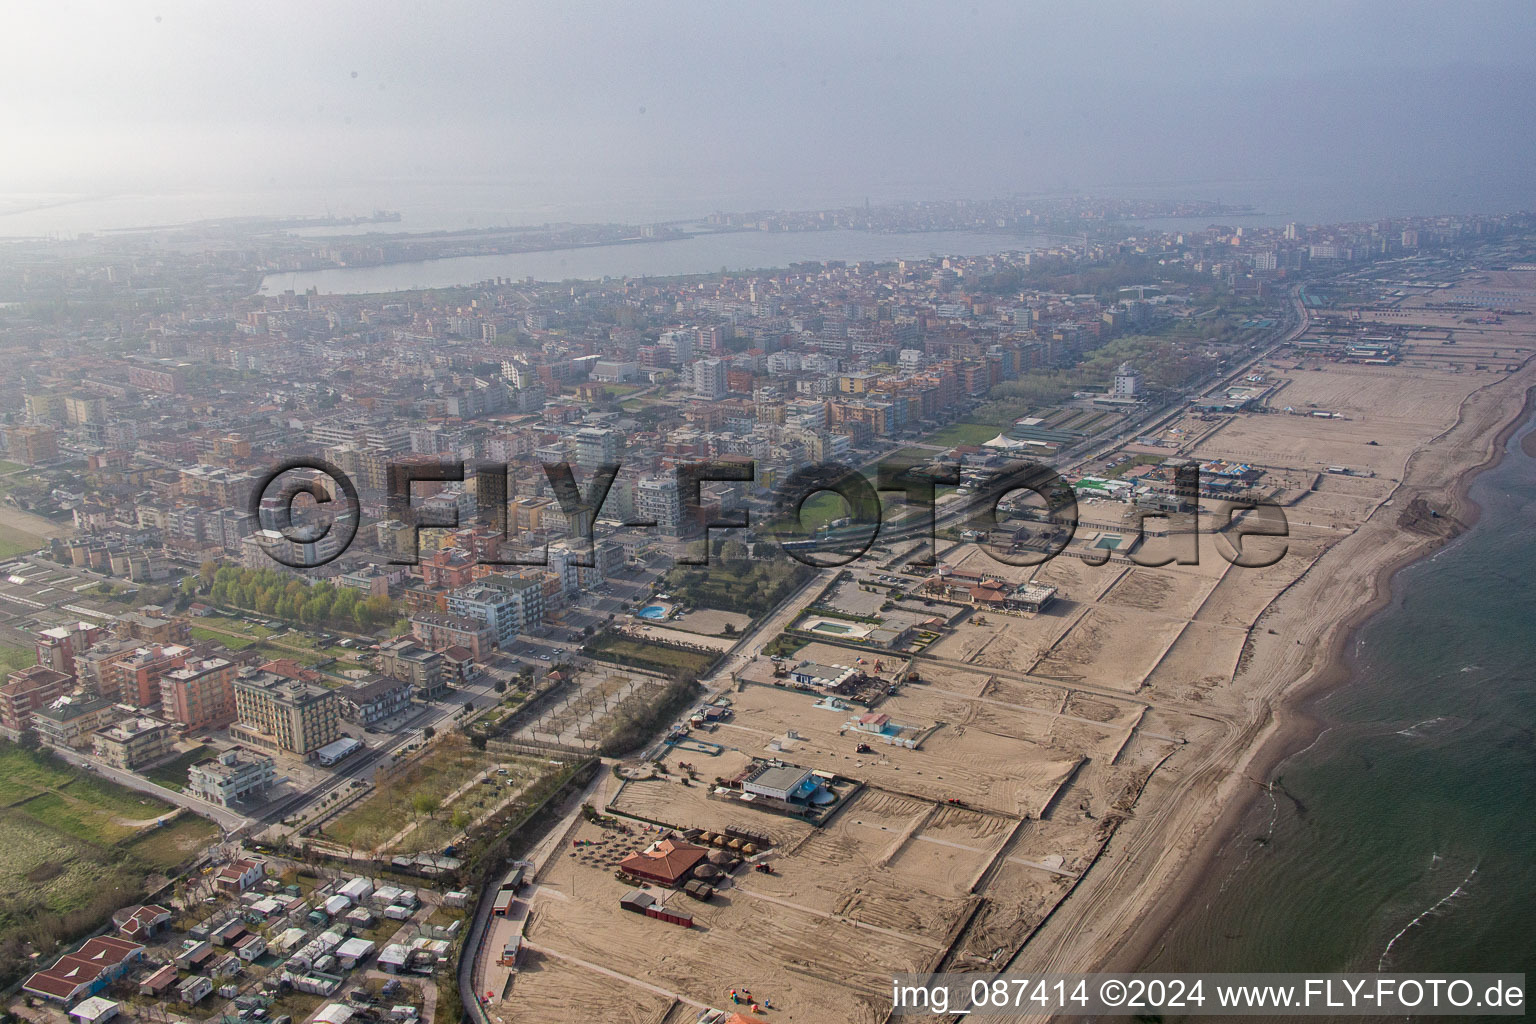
[4,1,1535,212]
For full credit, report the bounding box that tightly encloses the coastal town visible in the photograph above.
[0,197,1534,1024]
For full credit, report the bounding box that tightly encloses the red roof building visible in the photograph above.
[112,904,172,941]
[617,838,707,888]
[139,963,178,997]
[24,936,144,1003]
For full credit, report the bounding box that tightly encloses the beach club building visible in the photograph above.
[740,763,818,805]
[788,661,858,690]
[617,838,709,888]
[920,566,1057,613]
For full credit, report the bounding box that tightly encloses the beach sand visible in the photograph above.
[1003,289,1536,997]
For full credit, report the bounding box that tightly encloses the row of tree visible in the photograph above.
[198,564,398,632]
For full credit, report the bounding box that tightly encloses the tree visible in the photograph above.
[411,793,440,819]
[423,726,436,741]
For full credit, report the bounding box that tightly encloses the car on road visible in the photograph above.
[540,655,551,661]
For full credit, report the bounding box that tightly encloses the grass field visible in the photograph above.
[122,814,220,870]
[142,745,214,791]
[0,744,218,963]
[797,489,852,531]
[0,461,28,475]
[324,735,514,854]
[0,522,45,560]
[0,644,33,675]
[190,625,261,648]
[583,631,717,677]
[923,421,1002,448]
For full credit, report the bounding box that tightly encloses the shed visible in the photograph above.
[69,997,119,1024]
[335,938,376,969]
[338,878,374,903]
[344,908,377,930]
[313,1003,355,1024]
[618,890,654,914]
[177,975,212,1005]
[377,944,411,974]
[139,964,178,997]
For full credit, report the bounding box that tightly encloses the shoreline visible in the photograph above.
[1108,374,1536,972]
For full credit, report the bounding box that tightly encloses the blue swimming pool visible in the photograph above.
[636,604,668,620]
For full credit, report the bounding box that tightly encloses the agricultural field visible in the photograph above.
[0,524,44,560]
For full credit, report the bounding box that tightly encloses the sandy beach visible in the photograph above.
[1009,294,1536,986]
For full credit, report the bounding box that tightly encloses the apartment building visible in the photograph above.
[92,716,175,769]
[447,575,545,646]
[377,640,448,699]
[112,644,192,709]
[76,638,140,702]
[338,675,414,728]
[230,671,341,756]
[409,611,496,660]
[187,747,276,807]
[32,694,119,750]
[0,665,74,740]
[5,425,59,465]
[35,621,106,675]
[114,608,192,646]
[160,657,237,732]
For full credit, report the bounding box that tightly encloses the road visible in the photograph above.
[51,746,252,833]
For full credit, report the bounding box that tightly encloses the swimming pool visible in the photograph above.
[636,604,668,620]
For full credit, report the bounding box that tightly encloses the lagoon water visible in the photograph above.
[1147,409,1536,987]
[257,229,1050,295]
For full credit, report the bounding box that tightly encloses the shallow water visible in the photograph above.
[1147,409,1536,987]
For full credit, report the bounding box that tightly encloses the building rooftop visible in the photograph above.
[35,694,111,722]
[342,674,410,701]
[745,763,816,796]
[94,716,169,741]
[234,669,334,706]
[191,746,274,779]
